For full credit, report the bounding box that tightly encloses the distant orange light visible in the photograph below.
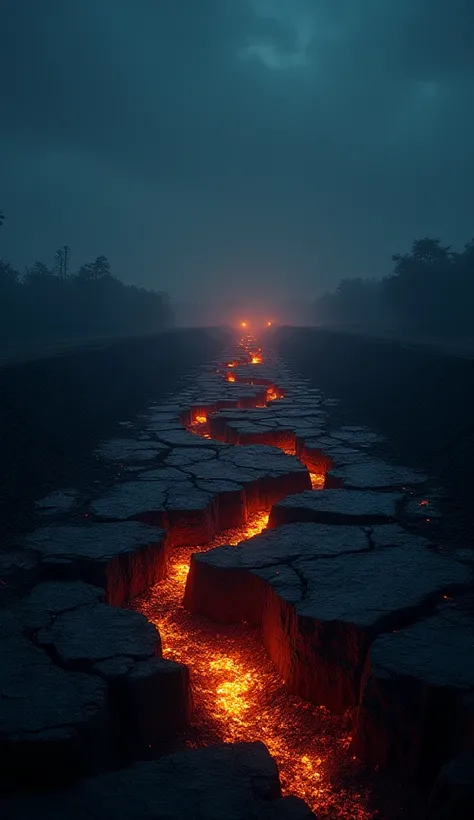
[267,321,272,327]
[226,373,236,382]
[241,321,247,328]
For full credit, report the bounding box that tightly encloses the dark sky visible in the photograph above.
[1,0,474,310]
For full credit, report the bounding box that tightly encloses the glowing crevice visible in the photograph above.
[134,336,374,818]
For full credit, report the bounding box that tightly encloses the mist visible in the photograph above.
[1,0,473,339]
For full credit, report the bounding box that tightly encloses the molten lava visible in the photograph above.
[266,387,282,402]
[133,343,407,818]
[134,510,373,819]
[310,472,325,490]
[226,373,236,383]
[249,349,263,364]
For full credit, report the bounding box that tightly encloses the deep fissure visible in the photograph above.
[130,334,393,818]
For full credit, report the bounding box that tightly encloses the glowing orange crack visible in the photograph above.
[133,347,375,819]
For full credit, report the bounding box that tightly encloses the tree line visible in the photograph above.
[314,237,474,339]
[0,212,173,343]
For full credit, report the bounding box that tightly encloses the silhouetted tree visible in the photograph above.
[54,245,71,281]
[314,235,474,339]
[0,246,174,344]
[76,255,111,281]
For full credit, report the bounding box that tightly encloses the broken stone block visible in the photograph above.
[184,522,371,626]
[90,481,169,523]
[269,489,402,527]
[96,438,168,463]
[17,580,105,632]
[325,458,427,490]
[2,741,315,819]
[93,656,192,760]
[330,426,385,446]
[37,602,161,671]
[0,636,111,789]
[35,489,78,515]
[220,445,311,510]
[195,479,246,529]
[25,522,168,606]
[0,549,40,607]
[427,755,474,820]
[352,608,474,779]
[165,446,219,467]
[185,524,470,713]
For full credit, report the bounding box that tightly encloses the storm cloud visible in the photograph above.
[1,0,473,312]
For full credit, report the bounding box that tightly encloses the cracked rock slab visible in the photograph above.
[353,607,474,778]
[96,438,168,463]
[165,446,219,467]
[269,489,402,527]
[35,490,78,515]
[13,583,192,760]
[90,481,220,548]
[427,755,474,820]
[17,580,105,632]
[3,741,314,820]
[184,523,371,625]
[154,430,220,448]
[93,655,193,759]
[24,522,168,606]
[91,447,310,543]
[331,427,385,446]
[325,458,427,490]
[0,549,40,606]
[185,525,470,712]
[38,602,161,670]
[0,636,111,789]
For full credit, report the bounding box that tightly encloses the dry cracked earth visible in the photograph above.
[1,334,473,820]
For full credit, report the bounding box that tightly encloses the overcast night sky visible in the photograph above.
[1,0,474,316]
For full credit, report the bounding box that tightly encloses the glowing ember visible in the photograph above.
[226,373,236,382]
[194,414,207,424]
[266,387,281,402]
[310,472,325,489]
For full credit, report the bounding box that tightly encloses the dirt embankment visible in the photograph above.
[273,327,474,547]
[0,329,225,541]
